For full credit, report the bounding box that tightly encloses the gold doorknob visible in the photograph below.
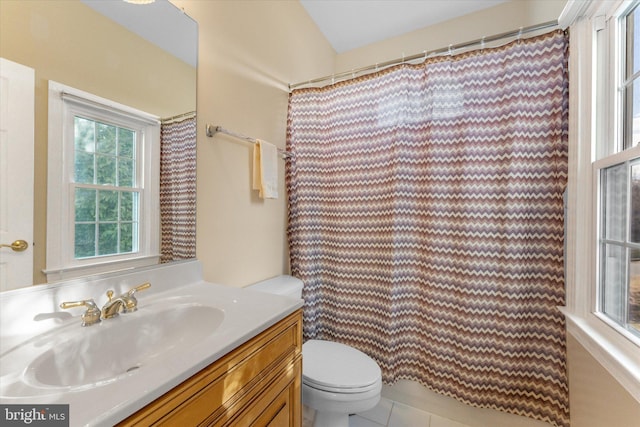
[0,240,29,252]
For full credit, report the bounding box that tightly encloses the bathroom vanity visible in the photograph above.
[0,261,303,426]
[118,310,302,426]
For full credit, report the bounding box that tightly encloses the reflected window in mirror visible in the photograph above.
[45,82,161,282]
[73,117,139,258]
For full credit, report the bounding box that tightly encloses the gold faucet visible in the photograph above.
[101,293,127,319]
[60,282,151,325]
[60,299,102,326]
[102,282,151,319]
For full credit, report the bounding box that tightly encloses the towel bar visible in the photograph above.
[206,124,293,159]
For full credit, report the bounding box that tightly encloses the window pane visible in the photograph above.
[74,151,94,184]
[120,191,136,221]
[98,223,118,255]
[75,188,96,221]
[120,223,133,253]
[632,162,640,244]
[98,190,118,221]
[75,223,95,258]
[626,4,640,77]
[625,79,640,149]
[602,163,628,241]
[96,154,116,185]
[118,128,135,158]
[74,117,95,153]
[624,5,640,150]
[96,122,117,155]
[631,254,640,333]
[601,244,627,324]
[118,158,134,187]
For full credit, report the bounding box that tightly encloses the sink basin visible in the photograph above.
[2,303,224,392]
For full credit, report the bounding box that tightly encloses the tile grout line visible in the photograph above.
[385,401,395,427]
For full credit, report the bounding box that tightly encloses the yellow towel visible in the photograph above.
[252,140,278,199]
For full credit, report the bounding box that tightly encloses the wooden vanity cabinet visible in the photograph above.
[118,309,303,427]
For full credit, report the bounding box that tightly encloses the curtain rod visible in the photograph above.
[161,110,196,123]
[205,124,293,159]
[289,20,558,90]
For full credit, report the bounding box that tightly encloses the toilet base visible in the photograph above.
[303,382,381,427]
[313,411,349,427]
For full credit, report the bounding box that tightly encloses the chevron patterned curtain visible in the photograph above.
[286,30,569,427]
[160,115,197,263]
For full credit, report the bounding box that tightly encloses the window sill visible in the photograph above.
[559,307,640,402]
[43,255,160,283]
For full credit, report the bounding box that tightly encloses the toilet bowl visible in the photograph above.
[247,275,382,427]
[302,339,382,427]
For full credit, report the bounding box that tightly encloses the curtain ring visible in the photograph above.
[518,27,523,43]
[481,36,486,51]
[448,44,453,56]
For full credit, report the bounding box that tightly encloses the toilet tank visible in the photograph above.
[247,275,303,299]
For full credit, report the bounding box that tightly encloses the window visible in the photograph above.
[594,1,640,342]
[597,156,640,339]
[563,0,640,400]
[73,117,139,259]
[46,82,160,281]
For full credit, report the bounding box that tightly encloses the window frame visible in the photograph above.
[561,0,640,402]
[593,146,640,344]
[45,81,160,282]
[594,0,640,342]
[622,2,640,150]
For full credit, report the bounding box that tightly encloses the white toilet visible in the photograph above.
[248,275,382,427]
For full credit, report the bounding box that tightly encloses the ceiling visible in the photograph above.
[300,0,508,53]
[81,0,197,67]
[84,0,509,63]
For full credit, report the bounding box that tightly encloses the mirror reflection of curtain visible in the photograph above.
[286,31,569,427]
[160,114,196,263]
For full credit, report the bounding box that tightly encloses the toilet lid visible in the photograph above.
[302,340,381,393]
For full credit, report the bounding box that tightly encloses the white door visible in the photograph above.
[0,58,34,291]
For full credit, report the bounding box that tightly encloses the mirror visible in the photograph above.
[0,0,197,285]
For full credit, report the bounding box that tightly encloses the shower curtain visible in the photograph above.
[160,115,197,263]
[286,31,569,427]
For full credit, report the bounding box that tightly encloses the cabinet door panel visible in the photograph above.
[234,357,302,427]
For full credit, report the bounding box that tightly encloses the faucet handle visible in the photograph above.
[60,299,101,326]
[121,282,151,313]
[126,282,151,297]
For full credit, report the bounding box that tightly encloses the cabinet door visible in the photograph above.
[229,357,302,427]
[258,388,291,427]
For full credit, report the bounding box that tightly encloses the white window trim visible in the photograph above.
[561,0,640,403]
[45,81,161,282]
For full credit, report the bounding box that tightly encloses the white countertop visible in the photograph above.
[0,261,303,426]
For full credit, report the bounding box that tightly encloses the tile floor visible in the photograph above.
[303,397,471,427]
